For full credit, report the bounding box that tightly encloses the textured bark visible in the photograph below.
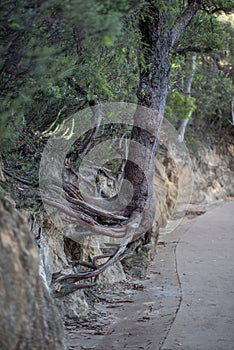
[171,0,204,47]
[124,4,170,220]
[124,0,202,232]
[0,195,65,350]
[232,96,234,125]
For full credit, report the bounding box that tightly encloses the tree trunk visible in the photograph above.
[124,0,202,234]
[178,53,197,142]
[232,96,234,125]
[124,6,171,235]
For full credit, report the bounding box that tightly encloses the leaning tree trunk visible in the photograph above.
[124,0,202,237]
[124,6,171,238]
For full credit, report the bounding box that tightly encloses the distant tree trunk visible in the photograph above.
[178,53,197,142]
[232,96,234,125]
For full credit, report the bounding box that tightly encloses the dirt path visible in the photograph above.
[66,200,234,350]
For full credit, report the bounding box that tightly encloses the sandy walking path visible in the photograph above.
[67,200,234,350]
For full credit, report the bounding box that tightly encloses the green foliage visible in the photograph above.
[0,112,22,148]
[192,66,233,135]
[175,10,234,55]
[165,91,196,122]
[167,8,234,140]
[0,0,139,141]
[0,0,233,148]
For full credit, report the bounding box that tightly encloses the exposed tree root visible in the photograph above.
[52,235,142,298]
[40,177,149,296]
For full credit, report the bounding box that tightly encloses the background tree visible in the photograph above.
[166,8,234,142]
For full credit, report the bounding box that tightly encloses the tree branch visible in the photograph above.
[175,45,213,55]
[171,0,203,48]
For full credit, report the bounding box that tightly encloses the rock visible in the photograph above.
[0,194,65,350]
[154,151,179,228]
[32,211,126,318]
[191,144,234,203]
[32,211,90,318]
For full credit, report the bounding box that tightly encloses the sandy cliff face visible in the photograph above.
[190,144,234,203]
[0,195,65,350]
[32,210,126,318]
[30,145,180,318]
[1,141,232,324]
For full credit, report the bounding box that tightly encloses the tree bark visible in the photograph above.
[178,53,197,142]
[124,4,171,241]
[232,96,234,125]
[124,0,202,233]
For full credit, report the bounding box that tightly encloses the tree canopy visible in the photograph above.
[0,0,233,145]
